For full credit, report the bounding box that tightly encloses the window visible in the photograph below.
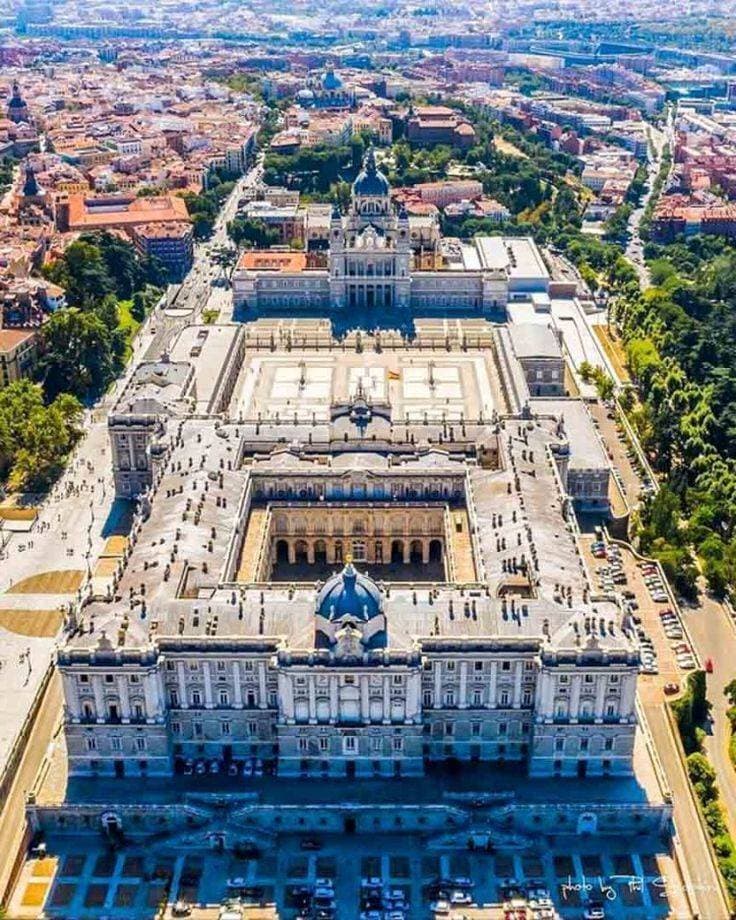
[166,661,175,671]
[446,661,456,672]
[423,691,432,707]
[584,674,594,684]
[471,722,481,737]
[372,736,382,752]
[133,703,144,721]
[501,661,511,672]
[130,675,140,684]
[111,736,122,752]
[343,736,357,754]
[522,690,533,707]
[193,722,202,738]
[217,661,226,671]
[135,737,146,752]
[555,738,564,752]
[319,737,329,752]
[609,675,619,684]
[606,703,616,717]
[445,722,454,737]
[604,737,614,751]
[221,721,231,736]
[79,674,89,684]
[499,722,507,736]
[392,675,403,685]
[219,690,229,706]
[244,661,254,672]
[444,690,455,707]
[580,738,588,752]
[172,721,181,735]
[169,690,179,707]
[86,737,97,751]
[105,674,114,684]
[499,691,510,707]
[559,675,569,684]
[472,690,482,707]
[189,662,199,671]
[191,690,202,707]
[474,661,483,672]
[298,738,308,753]
[392,737,403,752]
[344,675,355,685]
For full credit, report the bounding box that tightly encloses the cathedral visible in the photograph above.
[232,147,549,315]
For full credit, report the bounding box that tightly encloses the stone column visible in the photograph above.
[406,671,421,722]
[232,661,243,708]
[202,661,213,709]
[620,673,637,721]
[93,676,105,723]
[288,542,296,564]
[382,675,391,724]
[117,676,131,722]
[433,662,442,709]
[63,673,81,719]
[594,675,606,722]
[143,673,159,722]
[258,661,268,709]
[278,671,294,723]
[512,660,523,709]
[422,541,430,564]
[360,676,370,724]
[570,674,582,723]
[177,661,188,709]
[458,661,468,709]
[307,543,315,564]
[308,674,317,724]
[330,676,339,723]
[488,661,498,708]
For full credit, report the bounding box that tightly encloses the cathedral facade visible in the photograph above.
[232,148,545,315]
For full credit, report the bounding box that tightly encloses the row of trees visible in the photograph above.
[1,233,164,490]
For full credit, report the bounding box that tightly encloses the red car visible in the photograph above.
[706,658,714,674]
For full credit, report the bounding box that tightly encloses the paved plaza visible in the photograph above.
[9,830,684,919]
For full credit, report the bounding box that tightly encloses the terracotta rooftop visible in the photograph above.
[237,250,307,272]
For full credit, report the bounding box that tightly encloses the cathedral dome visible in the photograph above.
[352,147,390,198]
[321,69,344,91]
[316,561,382,622]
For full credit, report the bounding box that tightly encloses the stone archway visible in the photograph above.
[429,539,443,564]
[391,540,404,564]
[409,540,423,565]
[314,540,327,564]
[275,540,289,564]
[294,540,309,564]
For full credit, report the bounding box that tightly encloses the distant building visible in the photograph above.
[299,69,355,109]
[132,221,194,282]
[0,328,38,388]
[7,81,29,124]
[64,193,190,233]
[406,106,477,150]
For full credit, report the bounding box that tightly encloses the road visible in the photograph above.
[0,671,62,903]
[624,108,676,290]
[681,588,736,841]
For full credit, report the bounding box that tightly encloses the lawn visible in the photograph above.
[117,299,141,361]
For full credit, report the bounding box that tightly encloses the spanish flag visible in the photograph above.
[387,370,400,381]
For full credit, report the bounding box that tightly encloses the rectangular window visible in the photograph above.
[298,738,308,753]
[343,736,357,754]
[135,737,146,752]
[501,661,511,672]
[474,661,483,672]
[111,737,122,752]
[499,722,507,736]
[471,722,481,737]
[221,721,231,736]
[392,737,403,752]
[319,737,328,752]
[219,690,229,706]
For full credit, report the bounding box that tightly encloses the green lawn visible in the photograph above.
[117,299,141,361]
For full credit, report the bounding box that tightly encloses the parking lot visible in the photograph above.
[8,832,681,920]
[582,536,696,703]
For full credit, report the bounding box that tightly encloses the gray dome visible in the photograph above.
[316,561,382,621]
[322,69,344,91]
[352,147,390,198]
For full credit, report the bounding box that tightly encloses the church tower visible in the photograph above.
[7,82,29,123]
